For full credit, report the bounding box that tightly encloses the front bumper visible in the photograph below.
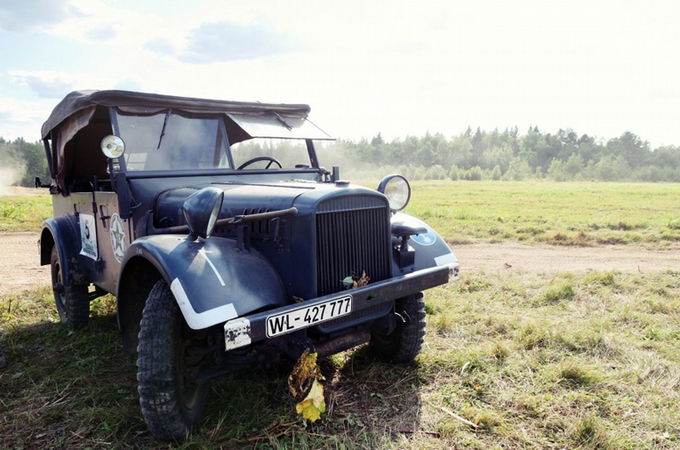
[224,262,458,350]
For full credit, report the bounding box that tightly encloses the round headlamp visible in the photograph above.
[377,174,411,212]
[182,187,224,239]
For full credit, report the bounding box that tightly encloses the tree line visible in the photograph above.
[0,137,49,187]
[2,128,680,187]
[326,128,680,182]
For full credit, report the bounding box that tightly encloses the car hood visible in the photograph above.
[152,181,382,229]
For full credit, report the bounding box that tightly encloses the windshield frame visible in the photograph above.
[112,108,234,173]
[110,107,330,177]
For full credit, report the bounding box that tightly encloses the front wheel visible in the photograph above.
[137,280,209,441]
[50,246,89,327]
[369,293,426,363]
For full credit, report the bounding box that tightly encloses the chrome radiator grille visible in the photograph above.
[315,196,391,297]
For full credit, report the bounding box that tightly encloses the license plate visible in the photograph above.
[266,295,352,338]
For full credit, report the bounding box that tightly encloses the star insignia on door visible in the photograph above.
[109,213,127,263]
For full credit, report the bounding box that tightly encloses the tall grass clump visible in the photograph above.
[540,280,576,304]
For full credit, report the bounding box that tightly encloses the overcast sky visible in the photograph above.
[1,0,679,148]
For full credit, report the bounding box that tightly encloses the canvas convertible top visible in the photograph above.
[41,90,331,193]
[42,90,312,139]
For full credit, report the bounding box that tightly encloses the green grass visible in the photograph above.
[405,180,680,248]
[2,269,680,448]
[0,194,51,232]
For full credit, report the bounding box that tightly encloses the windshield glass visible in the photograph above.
[230,138,313,170]
[115,110,230,171]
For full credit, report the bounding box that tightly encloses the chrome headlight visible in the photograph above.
[100,135,125,159]
[182,187,224,239]
[377,174,411,212]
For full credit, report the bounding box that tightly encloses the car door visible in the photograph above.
[94,190,131,294]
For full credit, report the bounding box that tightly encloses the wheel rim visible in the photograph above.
[373,325,400,347]
[176,323,205,411]
[52,259,67,313]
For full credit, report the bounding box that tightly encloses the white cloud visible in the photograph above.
[0,0,79,33]
[114,78,144,91]
[10,71,76,98]
[85,23,116,41]
[179,20,301,64]
[144,38,175,56]
[0,97,51,140]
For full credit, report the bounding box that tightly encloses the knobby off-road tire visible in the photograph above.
[50,246,89,327]
[369,293,426,363]
[137,280,209,441]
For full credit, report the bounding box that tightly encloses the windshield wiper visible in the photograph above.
[157,109,172,150]
[273,111,292,131]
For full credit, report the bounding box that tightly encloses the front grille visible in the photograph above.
[315,196,391,297]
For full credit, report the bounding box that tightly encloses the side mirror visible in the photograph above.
[101,135,125,159]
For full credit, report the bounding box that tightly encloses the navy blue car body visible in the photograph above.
[38,90,459,441]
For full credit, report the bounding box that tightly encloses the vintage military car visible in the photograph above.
[38,90,459,441]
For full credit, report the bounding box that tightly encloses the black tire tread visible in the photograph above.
[137,280,207,441]
[51,246,89,327]
[370,293,426,363]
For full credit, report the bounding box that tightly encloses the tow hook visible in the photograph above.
[286,337,316,360]
[395,310,411,326]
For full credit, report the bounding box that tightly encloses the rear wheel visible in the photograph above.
[50,246,89,327]
[137,280,209,441]
[369,293,426,363]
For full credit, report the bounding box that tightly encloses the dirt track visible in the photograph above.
[1,231,679,298]
[0,232,50,297]
[453,242,680,274]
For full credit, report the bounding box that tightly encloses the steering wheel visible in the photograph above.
[237,156,283,170]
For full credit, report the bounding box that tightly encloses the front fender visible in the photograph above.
[391,212,459,279]
[119,235,287,330]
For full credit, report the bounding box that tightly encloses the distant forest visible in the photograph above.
[326,128,680,182]
[2,128,680,187]
[0,137,49,187]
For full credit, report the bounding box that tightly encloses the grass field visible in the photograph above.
[0,193,51,232]
[1,181,680,448]
[406,181,680,248]
[3,181,680,247]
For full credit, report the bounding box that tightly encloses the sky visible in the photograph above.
[1,0,679,148]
